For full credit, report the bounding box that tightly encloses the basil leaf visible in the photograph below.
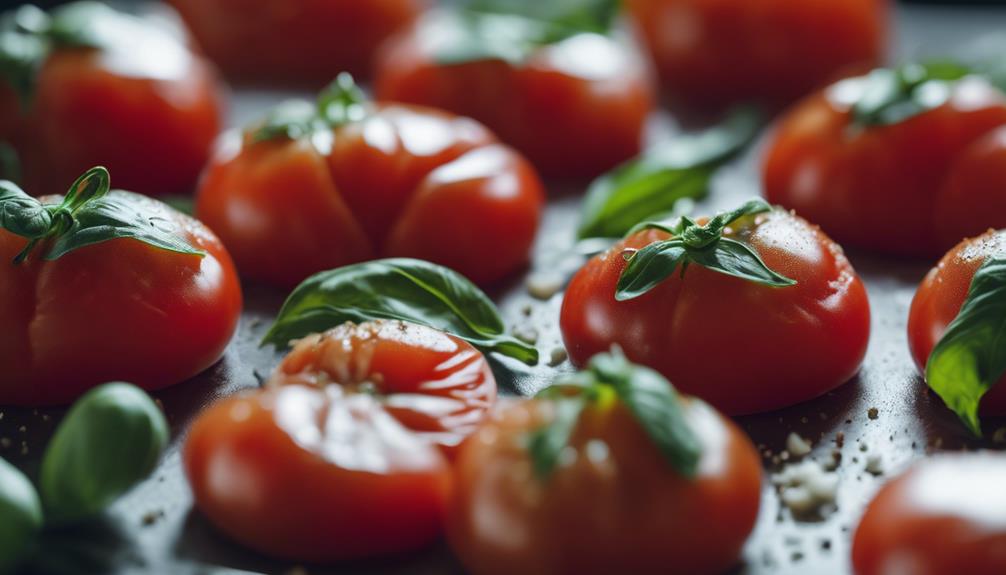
[251,74,369,143]
[250,100,325,143]
[40,382,169,524]
[45,190,205,261]
[686,237,797,288]
[0,180,50,237]
[926,257,1006,436]
[263,258,539,365]
[578,107,762,240]
[527,397,586,479]
[58,164,109,214]
[466,0,619,36]
[852,63,970,127]
[0,457,43,573]
[615,240,687,301]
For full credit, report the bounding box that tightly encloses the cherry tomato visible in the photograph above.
[170,0,423,84]
[852,453,1006,575]
[374,16,654,179]
[448,397,762,575]
[0,193,242,406]
[907,230,1006,415]
[560,208,871,415]
[624,0,888,115]
[764,75,1006,257]
[0,5,224,197]
[185,320,498,561]
[196,104,544,287]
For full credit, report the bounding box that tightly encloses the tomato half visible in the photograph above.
[196,105,544,287]
[852,453,1006,575]
[559,208,871,415]
[448,397,762,575]
[764,75,1006,257]
[624,0,888,115]
[374,15,654,179]
[0,193,242,406]
[170,0,423,84]
[907,230,1006,415]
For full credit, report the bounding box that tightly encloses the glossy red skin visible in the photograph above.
[560,209,871,415]
[0,192,242,406]
[374,17,654,179]
[448,397,762,575]
[269,321,498,453]
[625,0,888,115]
[907,230,1006,415]
[764,76,1006,258]
[170,0,423,84]
[196,104,544,287]
[852,453,1006,575]
[1,35,224,197]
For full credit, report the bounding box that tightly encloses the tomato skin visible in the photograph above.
[851,453,1006,575]
[764,76,1006,258]
[625,0,888,115]
[196,105,544,287]
[184,385,452,562]
[0,192,242,406]
[907,230,1006,415]
[374,18,654,179]
[448,397,762,575]
[559,209,871,415]
[170,0,423,84]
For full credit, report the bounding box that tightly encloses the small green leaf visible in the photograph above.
[58,165,109,214]
[926,257,1006,436]
[0,457,43,573]
[46,1,117,49]
[578,107,763,240]
[852,63,972,128]
[0,180,50,238]
[317,72,369,127]
[615,240,687,301]
[250,100,325,143]
[686,238,797,288]
[250,74,370,143]
[263,258,539,365]
[40,382,169,524]
[679,198,771,248]
[527,397,585,479]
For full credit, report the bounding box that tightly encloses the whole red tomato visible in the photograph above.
[196,78,544,288]
[764,73,1006,257]
[560,206,871,415]
[185,320,498,561]
[0,169,242,406]
[907,230,1006,415]
[852,453,1006,575]
[170,0,423,85]
[448,358,762,575]
[624,0,888,115]
[0,3,224,197]
[374,12,654,179]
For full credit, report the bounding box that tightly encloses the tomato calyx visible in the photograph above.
[849,62,992,127]
[0,166,204,264]
[250,73,370,143]
[528,348,702,479]
[615,199,797,301]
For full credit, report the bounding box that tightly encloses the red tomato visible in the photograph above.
[852,453,1006,575]
[0,192,242,406]
[1,8,224,197]
[196,105,544,287]
[625,0,888,115]
[170,0,423,84]
[764,75,1006,257]
[374,16,654,179]
[559,209,871,415]
[907,230,1006,415]
[185,320,498,561]
[448,397,762,575]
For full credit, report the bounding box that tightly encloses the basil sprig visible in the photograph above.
[0,457,42,573]
[251,73,369,143]
[263,258,540,365]
[616,199,796,301]
[528,348,702,479]
[0,166,204,264]
[578,107,762,240]
[926,257,1006,436]
[850,62,976,127]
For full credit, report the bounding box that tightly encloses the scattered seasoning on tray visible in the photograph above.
[835,432,845,448]
[867,407,879,420]
[547,347,568,367]
[865,454,884,475]
[786,432,812,458]
[526,272,564,300]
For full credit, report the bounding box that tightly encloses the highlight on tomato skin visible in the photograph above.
[559,206,871,415]
[851,453,1006,575]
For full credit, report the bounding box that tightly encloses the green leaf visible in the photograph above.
[251,74,370,143]
[0,180,50,238]
[58,165,109,214]
[686,237,797,288]
[250,100,325,143]
[317,72,369,127]
[678,198,771,248]
[527,397,586,479]
[263,258,539,365]
[46,1,118,49]
[578,107,762,240]
[40,382,169,525]
[852,63,971,127]
[0,457,43,573]
[615,240,687,301]
[926,257,1006,436]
